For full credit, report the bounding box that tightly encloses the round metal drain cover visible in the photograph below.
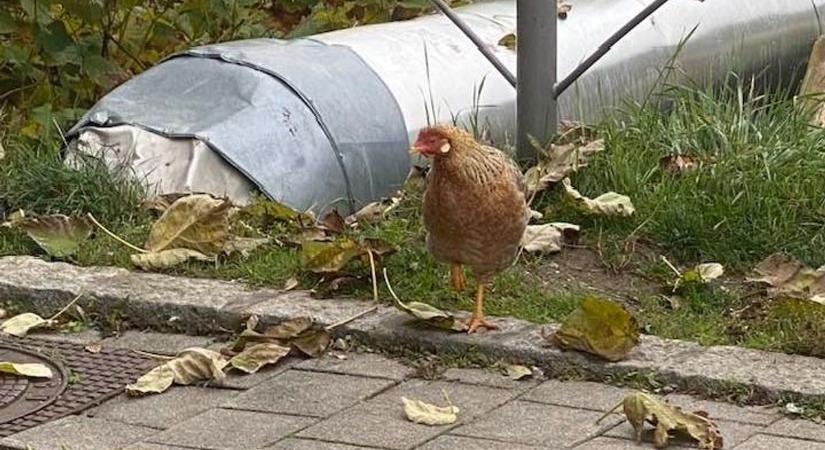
[0,345,67,424]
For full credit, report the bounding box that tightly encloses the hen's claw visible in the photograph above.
[463,315,498,333]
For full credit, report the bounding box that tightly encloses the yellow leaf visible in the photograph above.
[401,397,459,426]
[602,392,724,450]
[300,239,362,273]
[551,297,640,361]
[130,248,212,270]
[562,178,635,217]
[394,298,467,332]
[144,194,232,255]
[3,213,92,257]
[126,364,175,396]
[504,365,532,380]
[229,343,290,374]
[0,362,53,378]
[0,313,52,337]
[498,33,516,50]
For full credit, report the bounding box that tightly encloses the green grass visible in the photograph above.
[4,73,825,358]
[541,74,825,270]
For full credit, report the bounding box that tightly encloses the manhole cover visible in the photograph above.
[0,336,156,437]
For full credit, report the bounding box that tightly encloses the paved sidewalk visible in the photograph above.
[1,333,824,450]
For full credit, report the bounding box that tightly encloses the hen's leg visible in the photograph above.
[450,263,466,292]
[463,284,498,333]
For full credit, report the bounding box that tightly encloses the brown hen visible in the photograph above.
[412,125,529,333]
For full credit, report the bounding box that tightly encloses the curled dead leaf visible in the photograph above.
[167,347,228,386]
[84,344,103,354]
[659,154,700,174]
[526,140,604,195]
[319,209,346,234]
[139,193,189,215]
[401,396,459,426]
[562,178,635,217]
[551,297,640,361]
[0,362,53,378]
[126,364,175,396]
[283,277,299,291]
[394,299,467,332]
[229,342,290,374]
[521,222,580,253]
[504,364,533,380]
[600,392,723,450]
[2,213,92,257]
[498,33,516,50]
[264,317,314,339]
[747,253,825,304]
[300,239,362,273]
[130,248,212,270]
[0,313,53,337]
[222,237,270,257]
[347,192,404,226]
[144,194,232,255]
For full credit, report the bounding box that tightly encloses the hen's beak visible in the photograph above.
[409,144,423,155]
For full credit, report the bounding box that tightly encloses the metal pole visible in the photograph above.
[517,0,557,165]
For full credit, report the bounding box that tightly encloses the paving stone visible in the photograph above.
[148,408,315,449]
[87,386,239,429]
[664,394,779,426]
[123,444,199,450]
[521,380,632,412]
[299,379,522,449]
[295,352,414,381]
[452,401,622,447]
[441,367,538,390]
[573,437,696,450]
[102,331,215,355]
[29,330,103,345]
[604,418,762,448]
[0,416,153,450]
[734,434,825,450]
[225,369,395,417]
[219,356,303,390]
[764,418,825,442]
[418,435,553,450]
[268,438,375,449]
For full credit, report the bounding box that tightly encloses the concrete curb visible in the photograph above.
[1,256,823,405]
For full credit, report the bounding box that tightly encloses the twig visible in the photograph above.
[324,306,379,331]
[660,255,681,277]
[132,350,175,360]
[595,400,625,424]
[366,249,379,302]
[48,293,83,321]
[87,213,148,254]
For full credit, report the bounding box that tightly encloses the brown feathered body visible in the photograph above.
[422,127,529,283]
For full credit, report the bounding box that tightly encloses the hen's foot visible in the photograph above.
[462,314,498,333]
[450,264,466,293]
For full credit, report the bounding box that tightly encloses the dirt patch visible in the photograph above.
[526,246,661,303]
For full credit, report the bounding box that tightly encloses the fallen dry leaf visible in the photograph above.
[0,362,53,378]
[2,213,92,257]
[167,347,228,386]
[144,194,232,255]
[659,154,700,174]
[600,392,723,450]
[521,222,580,253]
[562,178,635,217]
[300,239,362,273]
[139,193,189,215]
[264,317,314,339]
[695,263,724,282]
[504,364,533,380]
[319,209,346,234]
[0,313,53,337]
[551,297,640,361]
[525,140,604,195]
[401,396,459,426]
[498,33,516,51]
[746,253,825,304]
[229,342,290,374]
[347,193,404,226]
[290,327,332,358]
[130,248,212,270]
[84,344,103,354]
[222,237,270,258]
[394,298,467,332]
[126,364,175,396]
[283,277,299,291]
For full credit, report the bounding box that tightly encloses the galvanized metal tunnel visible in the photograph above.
[66,0,825,215]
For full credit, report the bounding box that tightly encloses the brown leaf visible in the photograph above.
[300,239,363,273]
[747,253,825,304]
[551,297,640,361]
[347,192,404,226]
[84,344,103,354]
[229,342,290,374]
[282,277,299,291]
[319,209,346,234]
[144,194,232,255]
[659,154,700,174]
[3,213,92,258]
[520,222,580,253]
[606,392,723,450]
[291,327,331,358]
[498,33,516,51]
[264,317,313,339]
[139,193,189,215]
[525,140,604,195]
